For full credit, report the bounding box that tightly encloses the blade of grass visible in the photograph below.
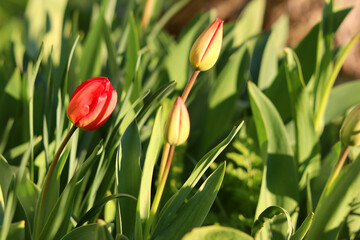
[152,122,243,237]
[248,82,299,239]
[155,163,226,240]
[135,107,163,240]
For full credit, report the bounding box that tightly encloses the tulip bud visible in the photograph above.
[164,97,190,146]
[67,77,117,131]
[340,104,360,147]
[189,18,224,71]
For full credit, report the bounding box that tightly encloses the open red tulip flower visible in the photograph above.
[67,77,117,131]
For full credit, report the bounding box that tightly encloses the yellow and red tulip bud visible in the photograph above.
[164,97,190,146]
[340,104,360,147]
[67,77,117,131]
[189,18,224,71]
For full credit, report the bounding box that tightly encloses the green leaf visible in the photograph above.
[135,107,163,240]
[125,12,140,95]
[231,0,265,46]
[0,155,13,204]
[85,89,149,215]
[148,0,190,40]
[314,31,360,132]
[263,64,291,122]
[290,213,314,240]
[115,233,129,240]
[61,223,113,240]
[257,14,289,90]
[16,179,40,231]
[27,42,44,181]
[24,0,46,57]
[250,32,270,86]
[152,122,243,237]
[79,14,104,81]
[103,19,118,78]
[325,80,360,124]
[201,44,249,153]
[37,142,103,240]
[343,195,360,240]
[4,136,42,161]
[4,69,22,100]
[252,206,294,240]
[0,177,16,240]
[0,119,14,155]
[26,42,44,100]
[0,155,13,225]
[155,163,226,240]
[117,89,150,135]
[34,130,73,238]
[116,121,141,237]
[283,48,320,192]
[137,80,176,128]
[305,155,360,239]
[183,225,254,240]
[61,34,80,100]
[0,221,25,240]
[248,82,298,239]
[295,8,351,84]
[77,194,137,227]
[165,14,209,90]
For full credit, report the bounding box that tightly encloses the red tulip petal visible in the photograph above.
[84,89,118,130]
[70,77,108,101]
[67,81,105,124]
[77,92,108,130]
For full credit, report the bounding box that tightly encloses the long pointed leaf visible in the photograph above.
[152,122,243,237]
[183,225,253,240]
[155,163,226,240]
[135,107,163,240]
[77,194,136,227]
[314,31,360,131]
[290,213,314,240]
[252,206,294,240]
[116,121,141,237]
[305,155,360,239]
[248,82,298,239]
[284,48,320,194]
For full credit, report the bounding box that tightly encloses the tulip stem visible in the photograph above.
[144,69,199,239]
[317,146,350,207]
[34,124,77,238]
[181,70,200,102]
[325,146,350,192]
[158,142,170,182]
[144,145,175,239]
[141,0,154,30]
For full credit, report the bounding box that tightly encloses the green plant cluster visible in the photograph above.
[1,0,360,239]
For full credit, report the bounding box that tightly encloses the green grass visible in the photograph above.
[0,0,360,239]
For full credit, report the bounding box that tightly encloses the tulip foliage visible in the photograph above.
[1,0,360,239]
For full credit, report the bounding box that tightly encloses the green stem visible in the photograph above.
[141,0,154,30]
[181,70,200,102]
[143,69,199,239]
[158,142,170,183]
[317,146,350,207]
[326,147,350,190]
[34,124,77,238]
[144,145,175,239]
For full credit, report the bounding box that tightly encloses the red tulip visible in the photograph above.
[67,77,117,131]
